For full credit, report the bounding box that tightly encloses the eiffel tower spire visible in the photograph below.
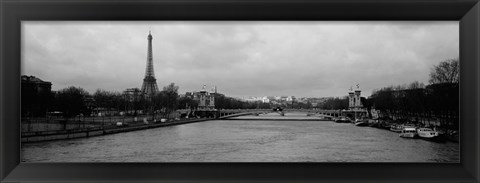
[141,30,159,97]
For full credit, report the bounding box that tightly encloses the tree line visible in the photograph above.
[214,94,271,109]
[22,82,280,119]
[368,58,459,127]
[22,83,184,119]
[314,58,459,127]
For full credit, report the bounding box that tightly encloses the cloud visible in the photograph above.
[22,21,459,98]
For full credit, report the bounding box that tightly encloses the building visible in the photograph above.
[185,85,216,110]
[123,88,142,102]
[244,96,263,103]
[21,75,52,94]
[286,96,295,102]
[21,75,53,116]
[262,96,270,103]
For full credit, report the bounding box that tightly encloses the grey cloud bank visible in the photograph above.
[22,21,459,98]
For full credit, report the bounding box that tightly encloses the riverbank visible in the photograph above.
[366,119,459,143]
[21,118,212,143]
[22,112,258,143]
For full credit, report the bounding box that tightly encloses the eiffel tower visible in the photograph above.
[141,30,159,98]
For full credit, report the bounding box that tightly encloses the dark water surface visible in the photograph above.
[22,113,459,162]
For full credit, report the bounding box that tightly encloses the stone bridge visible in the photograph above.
[177,109,344,119]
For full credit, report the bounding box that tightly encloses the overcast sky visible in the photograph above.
[22,21,458,98]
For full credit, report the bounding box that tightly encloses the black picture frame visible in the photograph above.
[1,0,479,182]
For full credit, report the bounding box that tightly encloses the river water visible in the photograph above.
[21,112,459,162]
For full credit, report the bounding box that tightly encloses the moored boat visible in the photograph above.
[399,127,417,138]
[390,124,403,133]
[417,127,446,142]
[416,127,438,138]
[391,123,416,133]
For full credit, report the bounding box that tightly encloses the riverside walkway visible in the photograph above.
[21,111,260,143]
[22,118,210,143]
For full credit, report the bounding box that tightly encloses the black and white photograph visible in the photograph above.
[21,21,459,162]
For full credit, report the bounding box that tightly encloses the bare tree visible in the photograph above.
[155,83,179,118]
[54,86,91,118]
[429,58,459,84]
[408,81,425,89]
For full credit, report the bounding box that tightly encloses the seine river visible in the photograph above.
[22,113,459,162]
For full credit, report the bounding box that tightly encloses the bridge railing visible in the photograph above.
[177,108,347,119]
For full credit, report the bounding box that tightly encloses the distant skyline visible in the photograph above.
[22,21,459,98]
